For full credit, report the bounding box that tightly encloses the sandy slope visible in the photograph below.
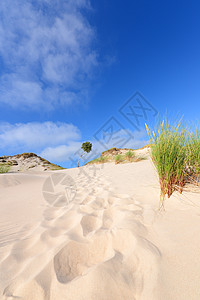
[0,159,200,300]
[0,153,64,172]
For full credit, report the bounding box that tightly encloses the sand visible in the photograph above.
[0,157,200,300]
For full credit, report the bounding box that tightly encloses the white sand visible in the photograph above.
[0,158,200,300]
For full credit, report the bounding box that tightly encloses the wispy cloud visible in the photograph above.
[40,143,82,162]
[0,0,97,110]
[0,122,81,154]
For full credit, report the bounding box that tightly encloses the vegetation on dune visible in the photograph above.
[135,144,150,150]
[101,147,119,155]
[186,129,200,184]
[125,150,135,161]
[115,154,124,164]
[0,164,10,173]
[146,120,200,209]
[86,147,148,166]
[45,163,65,170]
[134,156,147,162]
[85,155,110,165]
[15,152,38,159]
[96,156,109,163]
[0,153,65,172]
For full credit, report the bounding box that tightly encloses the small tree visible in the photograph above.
[78,142,92,167]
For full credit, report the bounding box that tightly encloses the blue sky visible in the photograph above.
[0,0,200,167]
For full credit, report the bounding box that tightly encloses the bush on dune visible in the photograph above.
[146,120,200,209]
[115,154,124,164]
[0,164,10,173]
[125,150,135,161]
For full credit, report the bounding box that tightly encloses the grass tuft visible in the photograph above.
[146,120,186,208]
[186,129,200,185]
[97,156,109,163]
[134,156,147,162]
[125,150,135,161]
[115,154,124,164]
[0,164,10,173]
[146,120,200,209]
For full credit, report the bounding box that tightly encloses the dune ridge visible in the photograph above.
[0,153,64,173]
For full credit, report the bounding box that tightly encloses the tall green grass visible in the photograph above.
[186,129,200,184]
[146,120,200,209]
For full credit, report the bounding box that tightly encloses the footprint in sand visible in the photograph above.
[54,234,114,284]
[80,215,102,236]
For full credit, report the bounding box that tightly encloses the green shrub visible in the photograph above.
[115,154,124,164]
[0,164,10,173]
[125,150,135,161]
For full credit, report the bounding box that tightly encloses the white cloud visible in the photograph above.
[40,142,82,162]
[0,122,81,154]
[0,0,97,110]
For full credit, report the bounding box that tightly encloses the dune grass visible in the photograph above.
[186,129,200,184]
[0,164,10,173]
[134,156,147,162]
[86,155,110,165]
[97,156,109,163]
[115,154,124,164]
[86,150,148,166]
[146,120,200,209]
[125,150,135,161]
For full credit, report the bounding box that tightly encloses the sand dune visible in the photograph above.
[0,159,200,299]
